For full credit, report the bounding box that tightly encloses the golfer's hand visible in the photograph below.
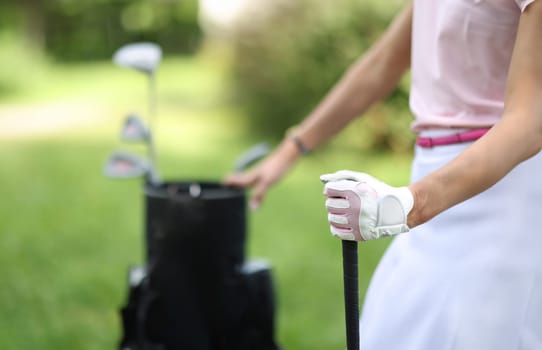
[224,146,298,209]
[321,170,414,241]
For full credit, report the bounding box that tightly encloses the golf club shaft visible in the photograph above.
[147,72,160,184]
[342,240,360,350]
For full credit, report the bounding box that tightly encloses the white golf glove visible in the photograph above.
[320,170,414,241]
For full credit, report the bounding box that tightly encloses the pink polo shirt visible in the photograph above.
[410,0,538,131]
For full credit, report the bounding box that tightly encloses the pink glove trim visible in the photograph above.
[324,185,371,241]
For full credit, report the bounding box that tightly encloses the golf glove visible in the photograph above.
[320,170,414,241]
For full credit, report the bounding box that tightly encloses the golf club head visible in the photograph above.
[103,151,149,179]
[120,114,150,143]
[233,142,271,173]
[113,42,162,74]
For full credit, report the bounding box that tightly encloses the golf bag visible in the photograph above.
[118,182,281,350]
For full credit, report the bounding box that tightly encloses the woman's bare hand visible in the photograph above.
[224,139,300,209]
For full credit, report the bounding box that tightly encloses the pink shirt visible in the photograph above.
[410,0,537,131]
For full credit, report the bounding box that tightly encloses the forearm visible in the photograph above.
[292,3,413,151]
[407,4,542,228]
[408,117,542,227]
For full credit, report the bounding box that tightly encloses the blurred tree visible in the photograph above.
[221,0,414,152]
[18,0,46,50]
[0,0,202,61]
[0,0,204,97]
[0,2,48,98]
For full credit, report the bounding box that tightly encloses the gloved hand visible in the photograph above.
[320,170,414,241]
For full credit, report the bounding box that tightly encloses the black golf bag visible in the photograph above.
[118,182,281,350]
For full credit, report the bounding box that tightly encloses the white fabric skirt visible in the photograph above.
[360,141,542,350]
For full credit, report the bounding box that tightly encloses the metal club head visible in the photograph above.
[103,151,149,179]
[233,142,270,173]
[113,42,162,74]
[120,114,150,143]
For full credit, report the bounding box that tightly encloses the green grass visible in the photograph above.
[0,54,413,349]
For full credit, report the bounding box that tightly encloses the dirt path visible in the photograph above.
[0,99,107,140]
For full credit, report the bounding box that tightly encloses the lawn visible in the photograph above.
[0,53,413,349]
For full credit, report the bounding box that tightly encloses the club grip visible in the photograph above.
[342,240,359,350]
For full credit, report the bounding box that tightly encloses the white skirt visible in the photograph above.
[360,141,542,350]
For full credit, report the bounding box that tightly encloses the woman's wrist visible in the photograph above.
[289,134,311,155]
[285,125,313,156]
[278,135,303,162]
[406,183,431,228]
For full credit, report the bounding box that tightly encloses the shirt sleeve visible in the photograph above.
[515,0,538,12]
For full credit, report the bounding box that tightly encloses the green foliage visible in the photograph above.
[50,0,202,60]
[0,31,48,98]
[227,0,414,152]
[1,0,202,61]
[0,0,203,96]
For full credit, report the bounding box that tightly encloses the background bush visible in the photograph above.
[0,0,202,99]
[0,0,202,62]
[226,0,414,152]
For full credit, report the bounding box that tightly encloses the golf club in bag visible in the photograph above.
[104,42,162,185]
[104,42,280,350]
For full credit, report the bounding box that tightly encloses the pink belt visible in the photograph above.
[416,128,491,148]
